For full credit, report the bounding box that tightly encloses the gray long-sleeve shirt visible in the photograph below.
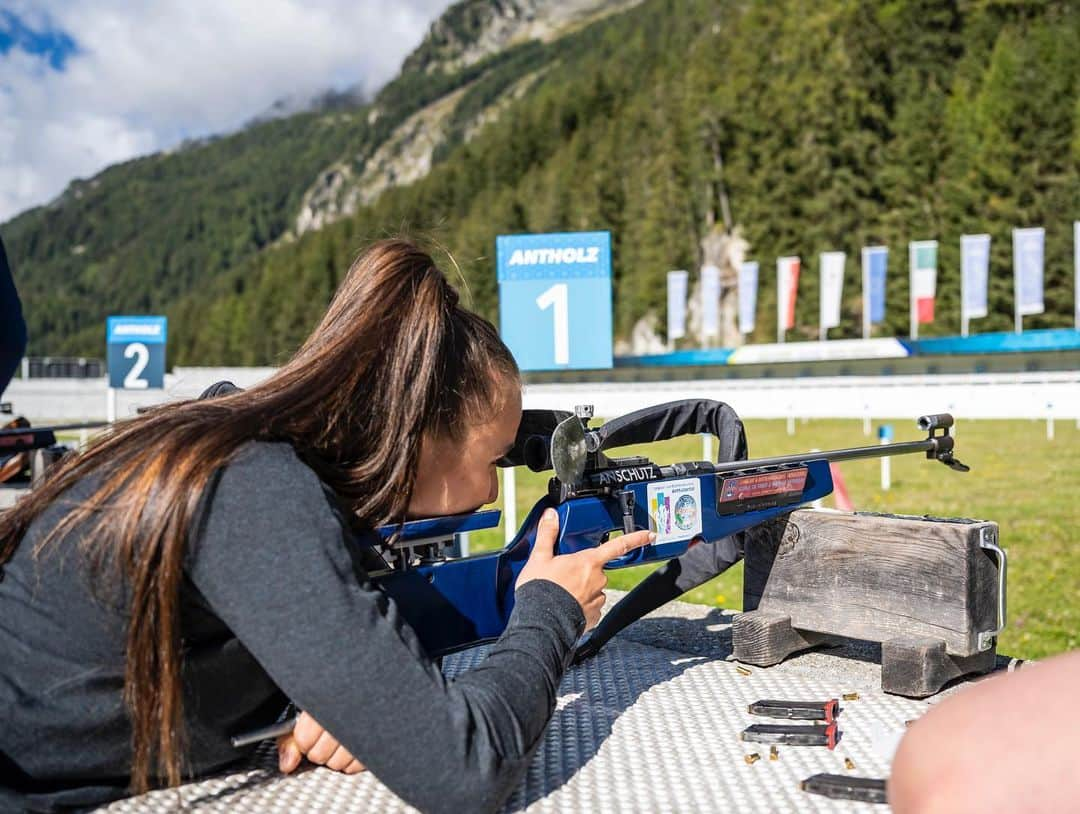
[0,441,584,813]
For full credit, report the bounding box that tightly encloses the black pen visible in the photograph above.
[231,714,298,748]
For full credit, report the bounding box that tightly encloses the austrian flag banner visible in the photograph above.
[776,256,800,342]
[908,240,937,338]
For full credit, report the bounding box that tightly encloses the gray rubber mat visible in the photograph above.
[100,602,941,812]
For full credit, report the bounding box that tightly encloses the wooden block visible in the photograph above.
[732,610,829,666]
[741,510,1001,658]
[882,636,997,697]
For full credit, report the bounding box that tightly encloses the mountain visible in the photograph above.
[4,0,1078,366]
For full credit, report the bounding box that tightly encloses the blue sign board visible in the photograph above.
[107,315,167,389]
[496,231,613,371]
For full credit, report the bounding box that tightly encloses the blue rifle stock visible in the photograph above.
[368,404,968,658]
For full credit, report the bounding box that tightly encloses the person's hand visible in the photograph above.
[516,508,656,629]
[277,712,365,775]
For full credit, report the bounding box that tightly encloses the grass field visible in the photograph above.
[469,417,1079,661]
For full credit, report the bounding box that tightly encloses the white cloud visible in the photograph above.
[0,0,453,221]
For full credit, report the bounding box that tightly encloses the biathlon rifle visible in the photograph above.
[368,400,968,657]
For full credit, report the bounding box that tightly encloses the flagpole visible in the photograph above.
[1075,221,1080,330]
[1012,228,1021,335]
[861,247,870,340]
[961,237,969,338]
[777,258,784,344]
[909,242,917,341]
[819,252,827,343]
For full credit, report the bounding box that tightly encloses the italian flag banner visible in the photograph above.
[909,240,938,329]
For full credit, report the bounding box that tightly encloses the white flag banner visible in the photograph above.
[701,264,721,339]
[961,234,990,323]
[739,261,758,334]
[819,251,845,335]
[776,256,800,342]
[1013,227,1045,317]
[667,269,689,341]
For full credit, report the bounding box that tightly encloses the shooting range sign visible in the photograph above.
[107,315,167,389]
[496,231,613,371]
[647,478,703,544]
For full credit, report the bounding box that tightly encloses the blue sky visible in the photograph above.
[0,9,78,70]
[0,1,453,222]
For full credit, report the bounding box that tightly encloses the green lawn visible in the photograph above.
[470,417,1079,661]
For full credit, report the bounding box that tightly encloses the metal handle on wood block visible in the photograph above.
[978,528,1007,651]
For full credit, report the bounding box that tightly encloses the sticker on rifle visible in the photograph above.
[718,468,808,503]
[646,478,703,543]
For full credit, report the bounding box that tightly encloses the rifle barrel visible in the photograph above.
[0,421,109,437]
[707,438,936,474]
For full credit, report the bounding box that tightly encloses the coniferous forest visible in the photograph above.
[4,0,1078,365]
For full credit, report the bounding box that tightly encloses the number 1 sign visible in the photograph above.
[496,231,613,371]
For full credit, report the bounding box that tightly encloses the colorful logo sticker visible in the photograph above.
[646,478,703,544]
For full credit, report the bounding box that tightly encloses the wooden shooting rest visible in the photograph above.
[735,509,1006,697]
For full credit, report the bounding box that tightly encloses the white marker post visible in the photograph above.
[878,424,893,491]
[503,467,517,545]
[106,387,117,424]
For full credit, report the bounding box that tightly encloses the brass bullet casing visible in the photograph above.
[736,666,752,676]
[844,758,856,771]
[769,745,779,761]
[842,692,859,701]
[745,753,761,765]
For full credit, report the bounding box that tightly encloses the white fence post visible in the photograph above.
[503,467,517,545]
[878,425,893,491]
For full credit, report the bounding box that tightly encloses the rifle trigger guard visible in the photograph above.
[617,489,636,536]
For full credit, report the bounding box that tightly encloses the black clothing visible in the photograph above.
[0,235,27,397]
[0,442,584,813]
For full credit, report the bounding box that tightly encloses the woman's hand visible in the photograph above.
[516,508,656,629]
[277,711,366,775]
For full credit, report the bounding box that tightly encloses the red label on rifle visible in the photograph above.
[716,467,809,514]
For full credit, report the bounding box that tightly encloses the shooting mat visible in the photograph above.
[100,597,964,813]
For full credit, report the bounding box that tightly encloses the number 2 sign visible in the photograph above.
[107,316,167,390]
[496,231,613,371]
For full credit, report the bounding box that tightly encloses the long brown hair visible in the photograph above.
[0,238,518,792]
